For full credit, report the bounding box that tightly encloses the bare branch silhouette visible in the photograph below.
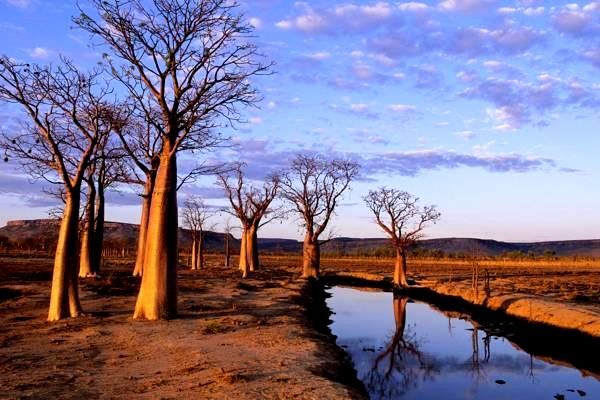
[0,56,119,320]
[280,154,359,278]
[182,196,212,271]
[75,0,272,319]
[217,163,280,277]
[364,188,440,287]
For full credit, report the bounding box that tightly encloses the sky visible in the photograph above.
[0,0,599,242]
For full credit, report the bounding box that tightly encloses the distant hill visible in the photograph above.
[323,237,600,258]
[2,219,600,257]
[0,219,234,252]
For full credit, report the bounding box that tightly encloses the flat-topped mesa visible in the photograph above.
[0,219,235,253]
[5,219,59,227]
[103,221,138,230]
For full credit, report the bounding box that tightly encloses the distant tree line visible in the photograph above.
[319,246,567,261]
[0,232,588,264]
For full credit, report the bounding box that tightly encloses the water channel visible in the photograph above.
[326,286,600,400]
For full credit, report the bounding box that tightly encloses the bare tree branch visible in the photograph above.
[216,163,280,229]
[280,154,359,243]
[0,56,117,193]
[364,188,440,251]
[74,0,273,161]
[364,187,440,286]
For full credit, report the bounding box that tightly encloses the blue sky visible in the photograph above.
[0,0,599,242]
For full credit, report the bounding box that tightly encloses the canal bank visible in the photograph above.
[324,285,600,400]
[324,271,600,338]
[322,272,600,379]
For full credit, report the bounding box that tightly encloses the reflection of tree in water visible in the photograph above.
[468,324,492,381]
[365,296,438,399]
[446,312,492,380]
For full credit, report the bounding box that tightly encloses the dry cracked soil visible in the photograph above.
[0,257,365,400]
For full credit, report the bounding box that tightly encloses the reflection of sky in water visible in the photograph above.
[326,286,600,400]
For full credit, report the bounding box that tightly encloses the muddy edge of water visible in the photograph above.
[322,274,600,378]
[299,278,369,398]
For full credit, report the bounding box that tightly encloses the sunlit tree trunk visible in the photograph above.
[78,223,92,277]
[78,181,96,278]
[239,228,250,278]
[133,175,154,277]
[245,229,255,273]
[48,189,83,321]
[248,224,259,272]
[302,233,320,278]
[133,147,178,320]
[91,181,105,275]
[394,247,409,287]
[190,237,198,270]
[198,229,204,270]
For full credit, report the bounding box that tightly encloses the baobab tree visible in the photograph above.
[90,150,125,275]
[119,116,222,277]
[280,154,359,278]
[182,196,212,271]
[114,116,161,278]
[79,138,124,277]
[217,165,279,278]
[364,188,440,287]
[117,115,223,277]
[79,166,98,278]
[0,57,119,320]
[76,0,271,319]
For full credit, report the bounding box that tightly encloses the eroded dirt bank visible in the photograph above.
[324,272,600,377]
[0,258,366,400]
[326,270,600,338]
[324,272,600,379]
[423,279,600,337]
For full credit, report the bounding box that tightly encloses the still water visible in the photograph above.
[326,286,600,400]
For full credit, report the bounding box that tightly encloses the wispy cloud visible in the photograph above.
[26,47,51,59]
[220,139,574,181]
[248,17,263,29]
[4,0,31,8]
[302,51,331,61]
[275,2,398,34]
[438,0,499,13]
[360,149,560,176]
[552,3,600,37]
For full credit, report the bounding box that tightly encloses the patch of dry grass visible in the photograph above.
[257,255,600,305]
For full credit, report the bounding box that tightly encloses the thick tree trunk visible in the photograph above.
[224,234,230,267]
[239,227,250,278]
[133,176,154,277]
[133,148,178,320]
[78,182,96,278]
[245,229,256,273]
[394,247,409,287]
[248,224,259,272]
[302,234,320,278]
[48,190,83,321]
[91,184,105,275]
